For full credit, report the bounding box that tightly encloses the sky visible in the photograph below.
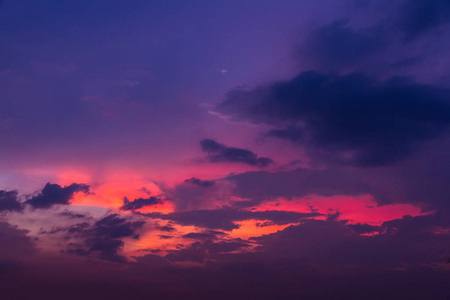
[1,0,450,299]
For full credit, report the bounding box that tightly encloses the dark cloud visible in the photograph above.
[144,209,239,231]
[0,190,22,212]
[144,212,449,297]
[390,56,424,69]
[66,214,144,262]
[154,222,176,232]
[251,213,450,271]
[226,167,383,206]
[398,0,450,40]
[159,235,173,239]
[171,177,231,211]
[255,221,275,227]
[0,221,37,260]
[142,208,320,231]
[184,177,215,188]
[0,213,449,300]
[297,2,450,74]
[218,71,450,166]
[182,230,226,240]
[93,214,144,238]
[299,19,385,71]
[121,196,161,211]
[58,211,89,219]
[226,134,450,212]
[25,183,90,209]
[346,223,380,234]
[165,239,250,263]
[200,139,274,167]
[0,221,37,275]
[38,226,69,235]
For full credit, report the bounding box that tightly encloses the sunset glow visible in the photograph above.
[1,1,449,299]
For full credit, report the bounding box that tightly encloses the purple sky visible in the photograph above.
[1,1,450,299]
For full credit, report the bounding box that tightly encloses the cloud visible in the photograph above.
[0,221,37,275]
[142,208,320,231]
[154,222,176,232]
[346,223,380,234]
[296,2,450,74]
[25,183,90,209]
[218,71,450,166]
[250,212,450,271]
[299,19,385,71]
[226,136,450,211]
[390,56,424,69]
[184,177,215,188]
[170,177,235,211]
[159,235,173,239]
[397,0,450,41]
[121,196,162,211]
[165,239,250,263]
[200,139,274,167]
[58,211,90,219]
[225,167,381,206]
[0,221,37,260]
[66,214,145,262]
[0,190,22,212]
[182,230,226,241]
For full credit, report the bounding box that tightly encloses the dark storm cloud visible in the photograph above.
[0,190,22,212]
[25,183,90,209]
[120,196,162,211]
[218,71,450,166]
[142,208,320,231]
[200,139,274,167]
[300,19,385,70]
[66,214,144,262]
[398,0,450,40]
[184,177,215,188]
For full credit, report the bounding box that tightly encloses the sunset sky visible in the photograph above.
[1,1,450,299]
